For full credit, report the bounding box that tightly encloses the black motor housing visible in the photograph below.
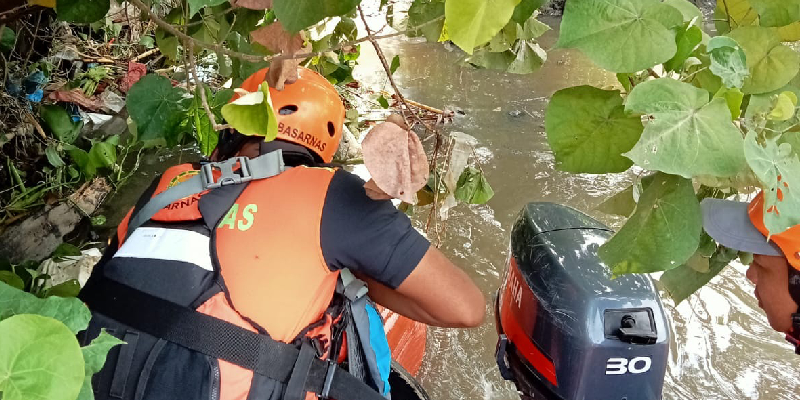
[495,203,670,400]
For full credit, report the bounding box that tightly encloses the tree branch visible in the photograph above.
[357,5,431,130]
[128,0,443,65]
[186,40,230,131]
[127,0,265,62]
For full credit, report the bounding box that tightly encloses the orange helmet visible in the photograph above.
[236,67,345,163]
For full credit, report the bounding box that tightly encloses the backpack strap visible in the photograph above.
[126,151,286,239]
[80,274,387,400]
[338,269,388,396]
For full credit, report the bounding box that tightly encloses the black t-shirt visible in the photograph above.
[320,169,430,289]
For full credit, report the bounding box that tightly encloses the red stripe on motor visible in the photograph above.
[499,259,558,387]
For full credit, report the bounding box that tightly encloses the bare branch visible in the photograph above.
[186,41,230,131]
[357,5,430,130]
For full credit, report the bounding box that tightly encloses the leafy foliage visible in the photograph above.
[546,0,800,303]
[546,86,643,173]
[599,173,702,275]
[624,78,746,178]
[55,0,110,24]
[126,75,191,143]
[557,0,683,73]
[0,315,85,400]
[445,0,521,53]
[454,166,494,204]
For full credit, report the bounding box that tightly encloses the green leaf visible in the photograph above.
[390,55,401,75]
[454,166,494,204]
[139,35,155,49]
[714,87,744,119]
[545,86,643,173]
[714,0,758,34]
[749,0,800,27]
[0,315,85,400]
[599,173,702,274]
[557,0,683,73]
[67,147,96,178]
[487,23,518,52]
[506,40,546,74]
[511,0,545,24]
[377,95,390,109]
[664,24,702,72]
[1,27,15,53]
[273,0,360,32]
[729,27,800,94]
[187,0,228,17]
[519,17,550,40]
[408,0,445,42]
[445,0,521,53]
[89,141,116,169]
[707,36,749,89]
[779,131,800,158]
[91,215,107,226]
[663,0,704,25]
[624,78,746,178]
[0,271,24,291]
[51,242,82,259]
[0,281,91,334]
[744,132,800,234]
[595,175,657,217]
[659,245,738,304]
[40,105,82,144]
[768,91,798,121]
[155,29,179,61]
[45,144,66,168]
[127,74,190,142]
[221,82,278,140]
[56,0,109,23]
[76,330,125,400]
[45,280,81,298]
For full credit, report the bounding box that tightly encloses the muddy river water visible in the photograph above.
[99,15,800,400]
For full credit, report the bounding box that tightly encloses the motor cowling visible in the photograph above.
[495,203,670,400]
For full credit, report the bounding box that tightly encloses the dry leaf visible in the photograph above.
[362,120,429,204]
[121,62,147,93]
[364,179,394,201]
[251,22,310,90]
[49,89,104,111]
[231,0,272,9]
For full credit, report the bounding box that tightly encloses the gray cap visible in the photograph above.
[701,198,782,256]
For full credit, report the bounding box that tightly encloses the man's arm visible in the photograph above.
[357,246,485,328]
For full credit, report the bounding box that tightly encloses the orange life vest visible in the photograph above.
[114,163,341,400]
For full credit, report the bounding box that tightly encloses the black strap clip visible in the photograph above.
[284,340,317,400]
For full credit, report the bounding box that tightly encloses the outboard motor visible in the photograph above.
[495,203,670,400]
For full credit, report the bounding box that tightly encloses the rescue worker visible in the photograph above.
[702,192,800,353]
[78,66,485,400]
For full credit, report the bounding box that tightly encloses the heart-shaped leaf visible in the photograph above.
[599,173,702,274]
[361,119,429,204]
[546,86,643,173]
[729,26,800,94]
[558,0,683,73]
[0,315,85,400]
[221,82,278,140]
[445,0,521,53]
[624,78,746,178]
